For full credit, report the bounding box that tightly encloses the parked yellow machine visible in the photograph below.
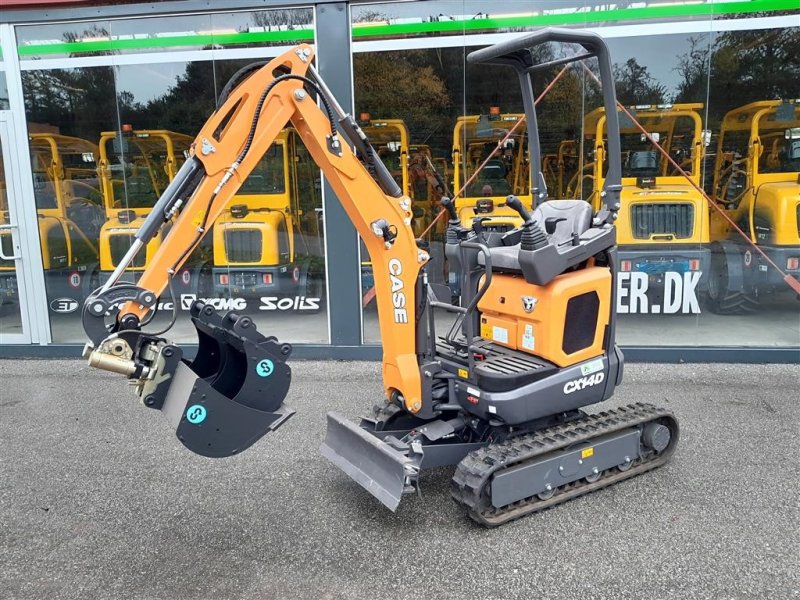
[1,133,104,312]
[357,117,446,303]
[211,127,323,304]
[451,109,532,232]
[543,139,579,199]
[583,104,711,311]
[357,115,443,236]
[708,99,800,313]
[97,127,198,289]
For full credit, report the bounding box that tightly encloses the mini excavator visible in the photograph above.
[82,29,678,527]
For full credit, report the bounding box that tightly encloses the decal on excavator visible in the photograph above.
[388,258,408,323]
[256,359,274,377]
[521,296,537,313]
[186,405,207,424]
[563,372,605,394]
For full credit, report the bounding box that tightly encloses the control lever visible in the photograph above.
[440,196,468,243]
[504,195,533,223]
[544,217,567,234]
[471,217,491,242]
[440,196,459,222]
[504,195,548,251]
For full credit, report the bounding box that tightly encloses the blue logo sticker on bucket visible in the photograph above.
[186,404,207,424]
[256,359,274,377]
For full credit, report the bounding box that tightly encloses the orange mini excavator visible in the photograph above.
[82,29,678,526]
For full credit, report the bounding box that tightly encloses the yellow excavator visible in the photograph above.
[356,116,445,304]
[0,163,17,305]
[211,128,323,306]
[97,127,203,295]
[451,108,533,231]
[543,139,579,200]
[0,134,103,312]
[448,109,534,299]
[357,115,442,236]
[81,30,678,527]
[575,104,711,313]
[708,100,800,313]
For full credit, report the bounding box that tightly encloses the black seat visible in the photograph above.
[479,200,594,274]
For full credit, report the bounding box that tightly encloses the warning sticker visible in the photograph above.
[581,447,594,459]
[521,324,535,351]
[458,368,469,379]
[580,358,604,376]
[492,326,509,344]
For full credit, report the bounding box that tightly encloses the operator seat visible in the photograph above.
[530,200,593,246]
[478,200,604,285]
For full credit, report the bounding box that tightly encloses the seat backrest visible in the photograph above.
[531,200,593,246]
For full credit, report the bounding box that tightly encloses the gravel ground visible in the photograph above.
[0,359,798,600]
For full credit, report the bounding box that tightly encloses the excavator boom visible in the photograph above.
[83,44,427,456]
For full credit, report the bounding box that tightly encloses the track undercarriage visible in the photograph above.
[324,393,678,526]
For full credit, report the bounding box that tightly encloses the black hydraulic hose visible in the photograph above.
[237,73,337,166]
[216,61,268,109]
[169,72,338,276]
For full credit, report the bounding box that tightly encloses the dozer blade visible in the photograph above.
[320,411,419,511]
[143,301,295,458]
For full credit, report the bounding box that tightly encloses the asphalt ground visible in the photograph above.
[0,359,798,600]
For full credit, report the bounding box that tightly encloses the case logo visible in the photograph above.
[388,258,408,323]
[521,296,537,313]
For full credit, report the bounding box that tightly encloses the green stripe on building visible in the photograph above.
[17,28,314,57]
[16,0,798,58]
[352,0,798,38]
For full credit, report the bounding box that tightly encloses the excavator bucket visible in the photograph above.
[146,301,295,458]
[320,412,419,511]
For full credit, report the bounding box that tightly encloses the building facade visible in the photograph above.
[0,0,798,360]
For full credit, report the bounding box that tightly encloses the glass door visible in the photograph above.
[0,116,33,343]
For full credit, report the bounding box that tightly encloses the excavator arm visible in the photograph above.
[82,44,426,456]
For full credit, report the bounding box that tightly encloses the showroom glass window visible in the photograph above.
[352,0,799,348]
[17,8,329,344]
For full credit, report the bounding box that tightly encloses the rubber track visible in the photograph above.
[450,402,679,527]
